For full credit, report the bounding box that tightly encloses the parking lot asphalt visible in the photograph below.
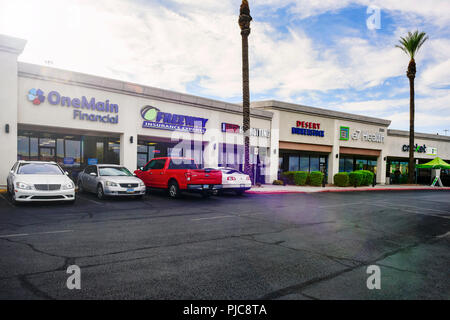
[0,190,449,300]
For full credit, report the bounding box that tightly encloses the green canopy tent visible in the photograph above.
[416,157,450,186]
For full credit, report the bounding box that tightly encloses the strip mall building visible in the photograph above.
[1,34,449,188]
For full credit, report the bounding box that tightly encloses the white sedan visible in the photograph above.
[6,161,76,204]
[206,167,252,196]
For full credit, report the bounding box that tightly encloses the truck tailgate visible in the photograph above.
[189,169,222,184]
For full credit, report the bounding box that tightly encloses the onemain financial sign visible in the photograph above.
[27,88,119,124]
[141,106,208,134]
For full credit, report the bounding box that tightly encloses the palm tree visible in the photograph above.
[238,0,253,182]
[396,30,428,184]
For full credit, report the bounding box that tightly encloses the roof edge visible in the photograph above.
[387,129,450,142]
[252,100,391,126]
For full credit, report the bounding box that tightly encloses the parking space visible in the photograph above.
[0,190,449,299]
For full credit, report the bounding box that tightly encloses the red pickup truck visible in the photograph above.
[134,157,222,198]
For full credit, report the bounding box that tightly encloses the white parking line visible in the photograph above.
[0,230,73,238]
[191,215,235,221]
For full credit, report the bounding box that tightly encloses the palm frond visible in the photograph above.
[396,30,428,59]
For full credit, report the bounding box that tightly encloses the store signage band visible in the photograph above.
[220,123,271,137]
[142,106,208,134]
[292,121,324,137]
[339,126,384,143]
[27,88,119,124]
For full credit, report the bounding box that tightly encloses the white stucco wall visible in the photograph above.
[0,35,26,188]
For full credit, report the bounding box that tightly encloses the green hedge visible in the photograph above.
[334,172,349,187]
[357,170,374,186]
[293,171,308,186]
[348,171,364,186]
[309,171,324,186]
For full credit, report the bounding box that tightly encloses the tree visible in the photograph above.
[238,0,253,182]
[396,30,428,184]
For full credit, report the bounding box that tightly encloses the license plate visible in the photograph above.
[127,188,134,193]
[203,184,209,189]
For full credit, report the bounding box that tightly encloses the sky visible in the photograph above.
[1,0,449,134]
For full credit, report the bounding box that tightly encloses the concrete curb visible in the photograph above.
[246,187,450,194]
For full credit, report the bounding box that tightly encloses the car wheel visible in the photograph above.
[10,191,17,205]
[168,181,180,199]
[6,182,11,196]
[235,190,245,196]
[97,185,105,200]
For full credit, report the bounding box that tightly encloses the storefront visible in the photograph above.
[1,34,450,188]
[251,101,391,184]
[385,130,450,185]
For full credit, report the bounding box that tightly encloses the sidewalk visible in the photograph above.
[247,184,450,194]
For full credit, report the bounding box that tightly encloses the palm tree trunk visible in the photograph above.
[407,59,416,184]
[241,31,252,181]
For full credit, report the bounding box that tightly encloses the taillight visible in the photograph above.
[246,176,250,180]
[185,172,192,181]
[227,176,236,181]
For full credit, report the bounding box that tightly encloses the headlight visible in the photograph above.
[105,181,118,187]
[16,182,32,190]
[139,181,145,187]
[62,181,75,190]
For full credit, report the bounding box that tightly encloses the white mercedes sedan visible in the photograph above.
[6,161,76,204]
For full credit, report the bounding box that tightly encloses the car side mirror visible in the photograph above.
[10,170,14,174]
[65,171,69,175]
[90,172,97,176]
[139,167,143,171]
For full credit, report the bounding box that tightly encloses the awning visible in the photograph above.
[416,157,450,169]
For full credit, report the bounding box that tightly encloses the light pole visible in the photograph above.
[238,0,253,182]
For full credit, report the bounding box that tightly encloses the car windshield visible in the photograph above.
[17,163,63,175]
[99,167,133,176]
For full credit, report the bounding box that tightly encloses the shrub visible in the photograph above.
[293,171,308,186]
[359,170,375,186]
[273,179,283,185]
[280,171,295,185]
[334,172,349,187]
[309,171,324,186]
[348,171,364,187]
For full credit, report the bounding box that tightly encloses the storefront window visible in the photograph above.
[30,138,38,161]
[18,130,119,172]
[289,156,299,171]
[280,151,328,175]
[18,136,29,160]
[310,156,320,172]
[65,139,81,167]
[299,156,309,171]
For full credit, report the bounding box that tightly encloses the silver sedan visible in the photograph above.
[77,164,146,199]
